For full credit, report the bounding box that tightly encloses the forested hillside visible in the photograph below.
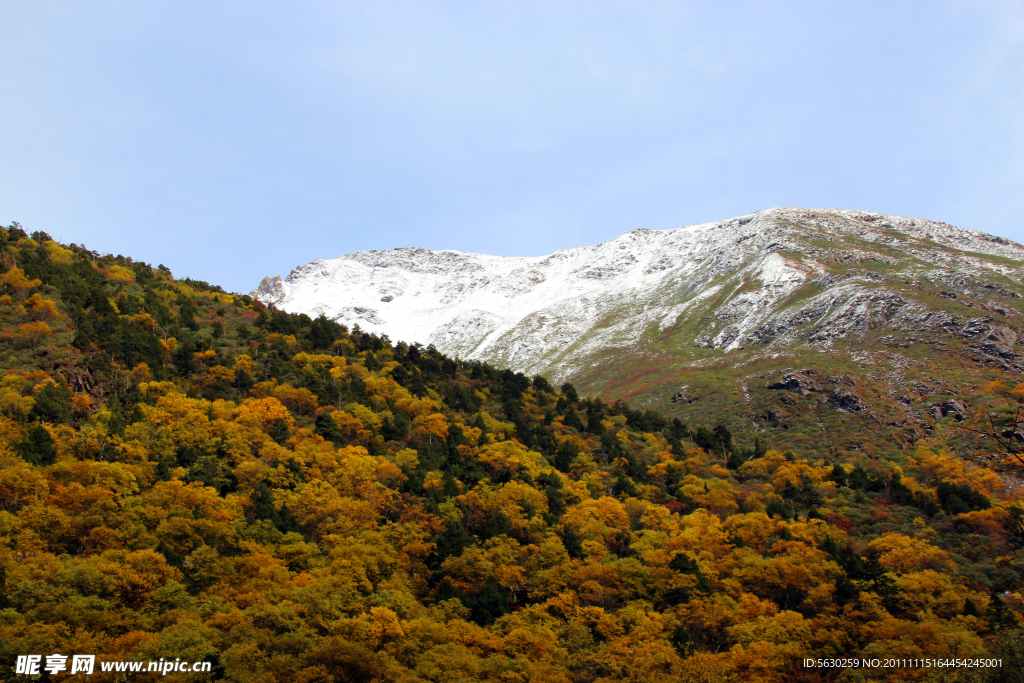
[252,208,1024,472]
[1,223,1023,682]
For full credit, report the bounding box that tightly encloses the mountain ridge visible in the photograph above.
[253,207,1024,380]
[253,207,1024,464]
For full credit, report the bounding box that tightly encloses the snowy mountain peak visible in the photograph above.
[252,208,1024,382]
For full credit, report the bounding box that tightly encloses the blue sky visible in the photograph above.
[2,1,1022,294]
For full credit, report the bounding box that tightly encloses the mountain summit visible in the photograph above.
[253,207,1024,378]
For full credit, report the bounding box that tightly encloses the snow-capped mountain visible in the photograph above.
[252,207,1024,383]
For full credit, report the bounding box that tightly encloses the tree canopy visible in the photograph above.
[0,224,1021,682]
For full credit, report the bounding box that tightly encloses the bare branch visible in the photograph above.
[954,408,1024,466]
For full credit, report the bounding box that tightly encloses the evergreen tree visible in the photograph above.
[18,425,56,466]
[29,381,72,424]
[315,412,344,445]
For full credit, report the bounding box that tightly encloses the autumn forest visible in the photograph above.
[0,223,1023,682]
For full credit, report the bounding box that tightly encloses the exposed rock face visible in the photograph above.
[766,370,823,396]
[910,381,937,396]
[951,317,1023,371]
[253,275,286,306]
[670,388,696,404]
[828,390,868,413]
[929,399,970,422]
[762,410,789,429]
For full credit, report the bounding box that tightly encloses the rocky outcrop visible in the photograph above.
[761,410,789,429]
[910,381,937,396]
[670,387,697,404]
[960,317,1024,371]
[766,370,823,396]
[929,399,969,422]
[828,389,868,413]
[253,275,286,306]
